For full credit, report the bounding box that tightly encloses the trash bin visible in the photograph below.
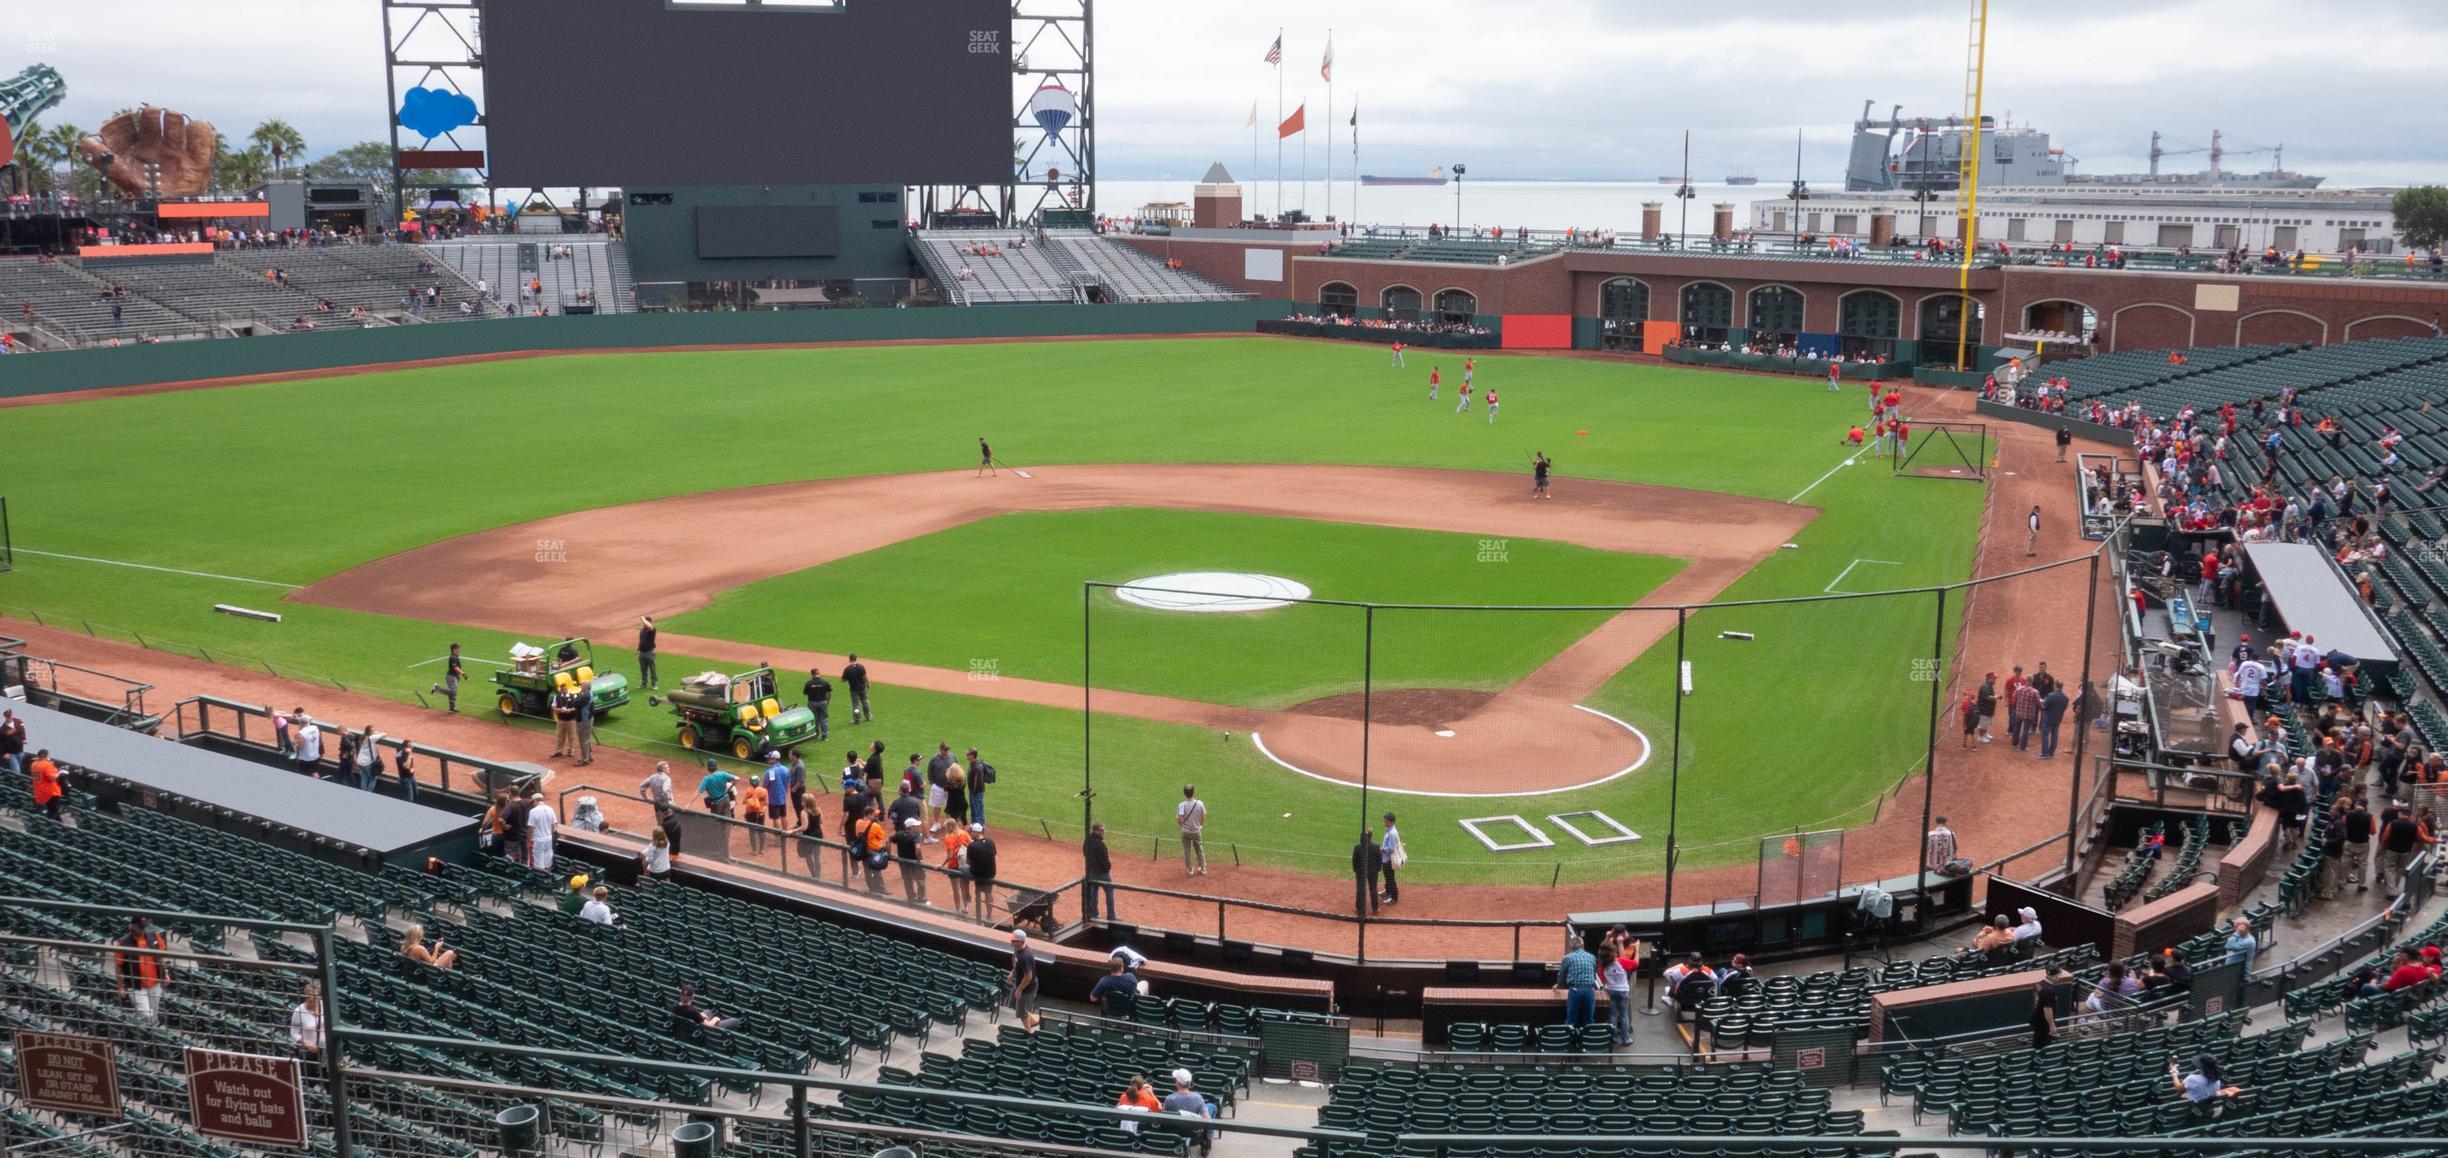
[494,1104,542,1154]
[671,1119,719,1158]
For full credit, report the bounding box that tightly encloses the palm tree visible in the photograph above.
[249,119,306,179]
[32,122,88,195]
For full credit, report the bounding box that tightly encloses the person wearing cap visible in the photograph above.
[762,751,792,831]
[558,873,593,915]
[966,823,999,920]
[965,747,994,826]
[1162,1069,1216,1153]
[739,777,771,855]
[293,710,322,774]
[891,817,928,903]
[1007,930,1041,1032]
[941,819,975,911]
[802,667,832,741]
[2011,907,2043,943]
[696,759,738,818]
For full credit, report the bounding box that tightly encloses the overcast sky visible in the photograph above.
[15,0,2440,188]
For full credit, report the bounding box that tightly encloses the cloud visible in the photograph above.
[8,0,2436,185]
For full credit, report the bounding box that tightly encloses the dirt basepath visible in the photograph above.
[0,389,2110,957]
[297,464,1813,794]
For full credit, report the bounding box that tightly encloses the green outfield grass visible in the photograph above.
[0,336,1985,882]
[667,507,1686,708]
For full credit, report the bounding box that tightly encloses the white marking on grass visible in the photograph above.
[1823,559,1904,594]
[1787,446,1869,505]
[1249,703,1651,798]
[9,548,300,589]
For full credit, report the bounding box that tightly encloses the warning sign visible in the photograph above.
[1795,1047,1827,1071]
[13,1031,121,1116]
[184,1048,307,1149]
[1289,1060,1319,1082]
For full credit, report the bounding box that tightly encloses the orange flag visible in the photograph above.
[1278,103,1306,139]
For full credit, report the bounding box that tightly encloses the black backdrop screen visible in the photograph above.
[480,0,1011,187]
[695,205,840,258]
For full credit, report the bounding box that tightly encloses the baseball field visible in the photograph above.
[0,336,1984,884]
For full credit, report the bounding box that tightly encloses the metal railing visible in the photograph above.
[557,783,1045,932]
[173,693,541,801]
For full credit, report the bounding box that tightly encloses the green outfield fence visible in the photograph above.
[0,300,1294,399]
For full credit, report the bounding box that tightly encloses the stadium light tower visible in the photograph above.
[1451,163,1466,232]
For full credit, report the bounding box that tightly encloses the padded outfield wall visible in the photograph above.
[0,300,1292,399]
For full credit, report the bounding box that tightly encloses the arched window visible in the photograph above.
[1837,291,1901,360]
[1599,278,1649,350]
[1679,282,1734,346]
[1318,282,1358,319]
[2021,299,2097,342]
[1434,289,1479,324]
[1381,285,1422,322]
[1747,286,1805,348]
[1918,294,1986,369]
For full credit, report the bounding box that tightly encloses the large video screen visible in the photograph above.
[480,0,1012,188]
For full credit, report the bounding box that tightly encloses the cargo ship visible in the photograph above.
[1725,169,1759,185]
[1359,167,1448,187]
[1843,100,2323,192]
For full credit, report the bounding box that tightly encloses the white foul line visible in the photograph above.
[1787,446,1869,505]
[1823,558,1905,594]
[8,548,301,589]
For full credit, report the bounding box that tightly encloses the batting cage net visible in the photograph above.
[1060,520,2126,959]
[1892,421,1992,479]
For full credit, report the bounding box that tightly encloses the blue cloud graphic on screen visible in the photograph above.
[398,88,479,138]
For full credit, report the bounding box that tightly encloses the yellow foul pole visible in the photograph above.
[1954,0,1989,371]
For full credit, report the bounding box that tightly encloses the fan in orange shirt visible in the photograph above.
[942,824,975,911]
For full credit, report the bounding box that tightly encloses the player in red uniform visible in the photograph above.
[1463,357,1477,390]
[1428,367,1441,400]
[1391,341,1406,368]
[1485,389,1499,424]
[1455,379,1473,414]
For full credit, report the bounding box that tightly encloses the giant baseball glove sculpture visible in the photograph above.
[78,105,218,197]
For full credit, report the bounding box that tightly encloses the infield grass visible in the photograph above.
[667,507,1686,708]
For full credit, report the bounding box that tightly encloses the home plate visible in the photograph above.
[1434,729,1456,738]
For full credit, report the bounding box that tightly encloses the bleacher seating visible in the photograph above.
[0,772,1026,1156]
[1044,232,1247,303]
[1311,1060,1862,1155]
[0,257,198,345]
[426,238,633,315]
[850,1019,1252,1153]
[911,232,1081,305]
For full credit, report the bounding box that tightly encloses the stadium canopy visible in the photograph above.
[2238,541,2400,669]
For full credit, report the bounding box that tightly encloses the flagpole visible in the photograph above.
[1251,107,1259,223]
[1275,27,1284,221]
[1324,30,1333,224]
[1300,104,1308,215]
[1352,98,1360,226]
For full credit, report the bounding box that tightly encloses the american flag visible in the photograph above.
[1264,35,1281,65]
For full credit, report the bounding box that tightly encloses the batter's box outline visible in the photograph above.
[1547,810,1641,847]
[1459,815,1554,853]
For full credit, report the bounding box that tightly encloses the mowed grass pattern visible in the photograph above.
[668,508,1686,708]
[0,338,1983,880]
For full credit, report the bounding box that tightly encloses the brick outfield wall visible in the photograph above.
[1122,235,2448,350]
